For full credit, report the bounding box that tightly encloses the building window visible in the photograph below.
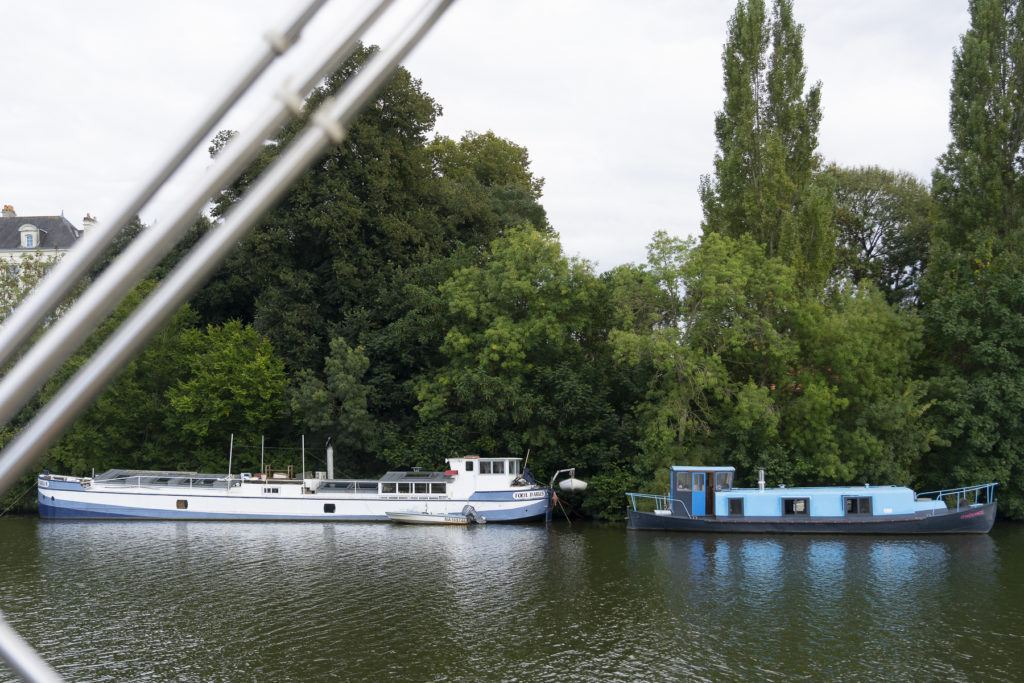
[324,504,336,513]
[783,498,809,515]
[25,234,34,247]
[7,265,19,278]
[844,497,873,515]
[728,498,744,516]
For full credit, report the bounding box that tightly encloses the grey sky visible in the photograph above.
[2,0,969,272]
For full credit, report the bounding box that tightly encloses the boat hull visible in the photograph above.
[37,481,548,523]
[627,502,997,534]
[385,511,479,525]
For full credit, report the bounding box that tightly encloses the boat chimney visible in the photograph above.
[758,469,765,493]
[326,436,334,480]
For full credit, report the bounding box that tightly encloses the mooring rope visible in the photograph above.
[0,480,36,518]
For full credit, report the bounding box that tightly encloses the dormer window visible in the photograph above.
[19,223,40,249]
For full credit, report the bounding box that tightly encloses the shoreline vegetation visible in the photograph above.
[3,0,1022,521]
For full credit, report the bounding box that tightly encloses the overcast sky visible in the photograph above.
[2,0,969,272]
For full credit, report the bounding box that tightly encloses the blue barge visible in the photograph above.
[627,466,997,534]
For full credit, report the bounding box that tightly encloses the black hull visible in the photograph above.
[627,502,997,534]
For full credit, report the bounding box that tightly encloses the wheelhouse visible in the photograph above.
[670,466,734,517]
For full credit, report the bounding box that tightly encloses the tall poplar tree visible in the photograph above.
[922,0,1024,518]
[700,0,834,291]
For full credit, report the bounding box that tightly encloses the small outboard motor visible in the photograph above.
[461,504,486,524]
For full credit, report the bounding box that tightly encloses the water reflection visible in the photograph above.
[0,519,1019,682]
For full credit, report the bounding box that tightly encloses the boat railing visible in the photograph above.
[626,492,689,518]
[916,483,998,511]
[100,475,234,490]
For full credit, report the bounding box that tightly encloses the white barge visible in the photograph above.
[37,455,551,522]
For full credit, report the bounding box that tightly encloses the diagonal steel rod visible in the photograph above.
[0,0,398,432]
[0,0,330,371]
[0,2,455,680]
[0,615,61,683]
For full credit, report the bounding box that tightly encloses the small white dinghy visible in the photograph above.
[386,505,486,525]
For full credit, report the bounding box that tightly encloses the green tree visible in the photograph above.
[699,0,834,291]
[196,46,548,381]
[615,232,931,491]
[920,0,1024,518]
[291,337,377,474]
[410,227,639,517]
[826,165,934,307]
[40,282,199,474]
[1,252,73,322]
[164,320,288,470]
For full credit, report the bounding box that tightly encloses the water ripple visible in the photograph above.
[0,519,1021,681]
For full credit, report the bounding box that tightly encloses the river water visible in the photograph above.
[0,517,1022,682]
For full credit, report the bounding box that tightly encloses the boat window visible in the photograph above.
[414,483,428,494]
[492,461,505,474]
[324,504,335,513]
[715,472,733,491]
[479,461,492,474]
[431,483,446,494]
[783,498,809,515]
[509,461,520,476]
[381,483,396,494]
[466,461,474,472]
[176,500,188,510]
[728,498,743,516]
[262,487,280,494]
[693,474,705,492]
[398,483,412,494]
[675,473,691,491]
[844,497,873,515]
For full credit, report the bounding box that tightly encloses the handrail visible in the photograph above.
[916,482,998,511]
[626,492,690,518]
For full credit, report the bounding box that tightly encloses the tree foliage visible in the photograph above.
[826,165,934,307]
[699,0,834,291]
[614,232,931,493]
[921,0,1024,518]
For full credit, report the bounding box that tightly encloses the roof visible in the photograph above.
[0,214,81,250]
[379,470,450,483]
[671,465,736,473]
